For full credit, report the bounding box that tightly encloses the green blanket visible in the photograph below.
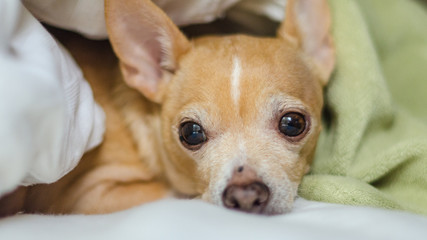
[298,0,427,215]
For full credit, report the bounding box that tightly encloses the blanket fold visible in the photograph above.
[299,0,427,215]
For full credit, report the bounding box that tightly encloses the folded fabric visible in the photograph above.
[298,0,427,215]
[22,0,287,39]
[0,1,105,196]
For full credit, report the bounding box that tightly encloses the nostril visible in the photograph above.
[255,183,270,203]
[223,186,238,208]
[253,200,260,207]
[222,182,270,213]
[230,198,240,209]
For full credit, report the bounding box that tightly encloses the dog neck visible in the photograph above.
[112,76,197,196]
[112,77,166,177]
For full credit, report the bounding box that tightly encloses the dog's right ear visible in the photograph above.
[277,0,335,86]
[105,0,190,103]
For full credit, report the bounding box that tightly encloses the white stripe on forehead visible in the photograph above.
[230,56,241,109]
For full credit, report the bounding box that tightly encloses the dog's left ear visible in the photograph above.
[278,0,335,85]
[105,0,190,103]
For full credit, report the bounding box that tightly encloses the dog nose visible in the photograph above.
[221,166,270,213]
[222,181,270,213]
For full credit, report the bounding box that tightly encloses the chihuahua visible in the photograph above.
[15,0,334,216]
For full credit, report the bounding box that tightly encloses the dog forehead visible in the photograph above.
[170,36,321,112]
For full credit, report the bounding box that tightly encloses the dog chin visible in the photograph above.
[263,180,299,215]
[256,188,297,215]
[262,195,296,215]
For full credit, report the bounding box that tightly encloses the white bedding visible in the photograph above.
[23,0,286,39]
[0,1,105,196]
[1,198,426,240]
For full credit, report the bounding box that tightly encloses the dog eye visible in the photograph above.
[179,122,207,148]
[279,112,306,137]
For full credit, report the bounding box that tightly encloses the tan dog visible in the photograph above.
[10,0,334,215]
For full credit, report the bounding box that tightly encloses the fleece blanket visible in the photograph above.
[298,0,427,215]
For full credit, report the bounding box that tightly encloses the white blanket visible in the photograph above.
[1,198,426,240]
[0,1,105,195]
[23,0,286,39]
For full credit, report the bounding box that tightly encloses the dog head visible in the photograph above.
[106,0,334,214]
